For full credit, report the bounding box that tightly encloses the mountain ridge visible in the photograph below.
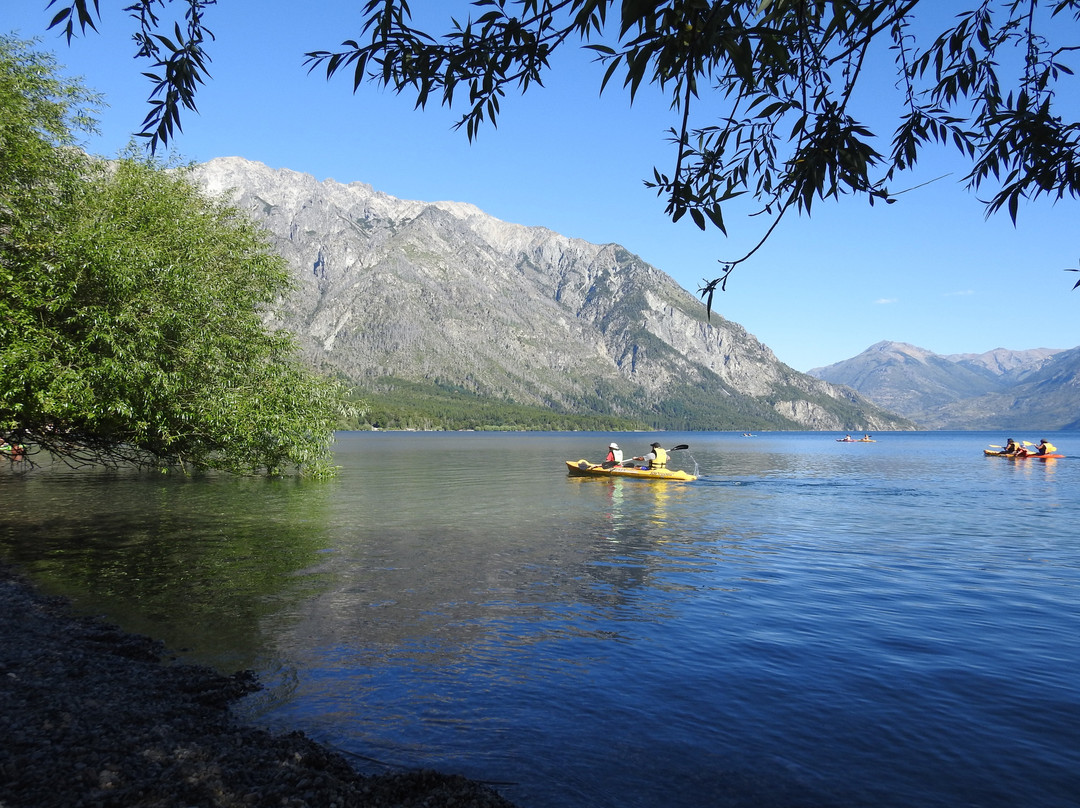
[192,157,911,431]
[809,341,1078,429]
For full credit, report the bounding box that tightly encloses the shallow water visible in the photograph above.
[3,431,1078,807]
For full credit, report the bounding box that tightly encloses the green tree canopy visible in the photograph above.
[1,36,350,475]
[40,1,1080,301]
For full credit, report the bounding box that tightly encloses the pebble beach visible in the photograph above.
[0,563,520,808]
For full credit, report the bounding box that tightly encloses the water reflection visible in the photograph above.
[3,431,1078,808]
[0,465,336,669]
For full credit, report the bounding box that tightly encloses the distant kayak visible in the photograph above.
[565,460,697,482]
[984,449,1064,459]
[837,438,875,443]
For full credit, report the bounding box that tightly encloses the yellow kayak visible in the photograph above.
[565,460,697,482]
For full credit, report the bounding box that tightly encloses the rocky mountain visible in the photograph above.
[942,346,1063,376]
[192,157,911,431]
[808,341,1077,429]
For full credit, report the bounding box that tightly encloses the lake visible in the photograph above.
[2,431,1078,808]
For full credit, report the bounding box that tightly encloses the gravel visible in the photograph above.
[0,563,521,808]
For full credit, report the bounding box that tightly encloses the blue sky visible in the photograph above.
[9,2,1078,371]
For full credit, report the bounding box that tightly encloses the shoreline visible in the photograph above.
[0,561,520,808]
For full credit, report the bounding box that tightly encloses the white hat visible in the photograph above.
[609,442,619,449]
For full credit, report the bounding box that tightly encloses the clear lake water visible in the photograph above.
[2,430,1078,808]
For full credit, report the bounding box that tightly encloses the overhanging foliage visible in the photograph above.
[40,1,1080,305]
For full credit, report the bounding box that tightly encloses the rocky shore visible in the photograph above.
[0,563,520,808]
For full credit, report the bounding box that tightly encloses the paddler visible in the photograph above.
[633,442,667,470]
[1035,439,1057,456]
[602,442,624,468]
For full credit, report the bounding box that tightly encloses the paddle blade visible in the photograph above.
[669,444,689,451]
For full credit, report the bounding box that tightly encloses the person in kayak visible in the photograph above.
[1003,438,1020,455]
[602,442,624,468]
[633,442,667,470]
[1035,439,1058,455]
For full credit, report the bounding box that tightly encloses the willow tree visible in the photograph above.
[1,36,349,475]
[42,1,1080,301]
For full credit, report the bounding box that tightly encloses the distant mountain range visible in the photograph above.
[192,157,909,431]
[809,341,1080,430]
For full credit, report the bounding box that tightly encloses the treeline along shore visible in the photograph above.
[0,562,519,808]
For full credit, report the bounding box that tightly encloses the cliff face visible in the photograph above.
[193,157,910,431]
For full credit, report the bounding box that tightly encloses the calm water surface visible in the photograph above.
[3,431,1079,807]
